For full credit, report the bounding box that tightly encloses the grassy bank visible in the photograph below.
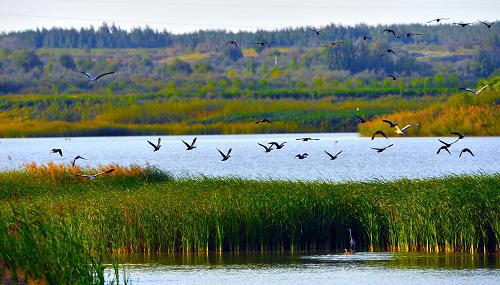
[1,164,498,283]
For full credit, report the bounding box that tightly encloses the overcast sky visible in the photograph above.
[0,0,498,34]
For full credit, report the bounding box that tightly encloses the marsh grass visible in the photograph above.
[0,164,498,283]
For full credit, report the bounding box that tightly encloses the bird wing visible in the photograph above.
[353,114,365,122]
[75,174,92,178]
[336,151,342,156]
[72,157,77,167]
[157,138,161,146]
[476,85,489,94]
[181,140,191,148]
[227,148,232,156]
[258,143,268,150]
[191,137,197,146]
[378,131,388,139]
[80,71,93,79]
[264,119,272,124]
[462,149,474,156]
[386,144,394,149]
[96,168,115,176]
[438,139,448,146]
[268,142,278,147]
[147,140,157,148]
[426,19,436,23]
[95,71,115,81]
[459,87,476,93]
[324,150,334,158]
[382,119,396,127]
[217,148,225,158]
[371,147,381,151]
[401,124,418,131]
[57,149,63,156]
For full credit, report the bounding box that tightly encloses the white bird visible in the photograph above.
[80,71,115,82]
[75,168,115,180]
[395,124,419,136]
[458,85,489,95]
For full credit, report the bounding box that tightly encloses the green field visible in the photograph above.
[1,164,498,283]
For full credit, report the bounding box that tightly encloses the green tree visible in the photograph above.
[13,49,43,71]
[59,54,76,70]
[167,58,192,74]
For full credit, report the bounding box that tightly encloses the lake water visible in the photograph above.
[106,252,500,285]
[0,133,498,181]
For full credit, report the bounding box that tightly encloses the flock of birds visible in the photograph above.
[46,18,493,182]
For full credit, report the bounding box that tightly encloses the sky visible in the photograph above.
[0,0,498,34]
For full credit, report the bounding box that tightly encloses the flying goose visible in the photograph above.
[308,27,321,35]
[181,137,197,150]
[268,142,286,149]
[427,18,450,23]
[72,155,86,167]
[217,148,232,161]
[80,71,115,82]
[395,124,419,136]
[453,22,473,27]
[458,85,489,95]
[386,74,399,80]
[382,119,398,128]
[371,144,393,153]
[362,36,372,41]
[295,153,309,159]
[438,139,453,148]
[403,33,422,37]
[437,145,451,155]
[371,130,388,140]
[75,168,114,180]
[382,29,397,38]
[324,150,342,160]
[50,149,63,157]
[147,138,161,152]
[459,148,474,157]
[478,21,494,28]
[296,137,320,141]
[258,143,273,153]
[226,41,238,48]
[254,119,272,124]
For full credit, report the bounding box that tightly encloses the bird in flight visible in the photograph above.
[72,155,86,167]
[404,33,422,37]
[253,41,267,47]
[459,85,489,95]
[381,49,397,56]
[181,137,197,150]
[268,142,286,149]
[451,131,468,140]
[382,29,397,38]
[217,148,232,161]
[324,150,342,160]
[325,41,344,47]
[427,18,450,23]
[437,145,451,155]
[371,144,393,153]
[258,143,273,153]
[386,74,399,80]
[50,149,63,157]
[459,148,474,157]
[80,71,115,82]
[382,119,398,128]
[353,114,371,123]
[147,138,161,152]
[395,124,419,136]
[438,139,454,148]
[308,27,321,35]
[255,119,272,124]
[453,23,473,27]
[478,21,494,28]
[226,41,238,48]
[371,130,388,140]
[75,168,115,180]
[295,153,309,160]
[362,36,372,41]
[296,137,320,141]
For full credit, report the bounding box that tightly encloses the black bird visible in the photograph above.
[438,139,453,148]
[72,155,86,167]
[253,41,267,47]
[255,119,272,124]
[75,168,114,180]
[308,27,321,35]
[459,148,474,157]
[226,41,238,48]
[147,138,161,152]
[258,143,273,153]
[348,228,356,252]
[458,85,489,95]
[268,142,286,149]
[296,137,319,141]
[50,149,63,157]
[181,137,197,150]
[371,144,393,153]
[372,130,388,140]
[451,131,468,140]
[478,21,494,28]
[427,18,450,23]
[437,145,451,155]
[217,148,232,161]
[381,49,397,56]
[295,153,308,160]
[382,119,398,128]
[386,74,399,80]
[353,114,369,123]
[325,41,343,47]
[404,33,422,37]
[453,22,473,27]
[325,150,342,160]
[382,28,397,38]
[80,71,115,82]
[362,36,372,41]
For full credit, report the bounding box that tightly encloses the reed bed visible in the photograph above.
[0,164,498,283]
